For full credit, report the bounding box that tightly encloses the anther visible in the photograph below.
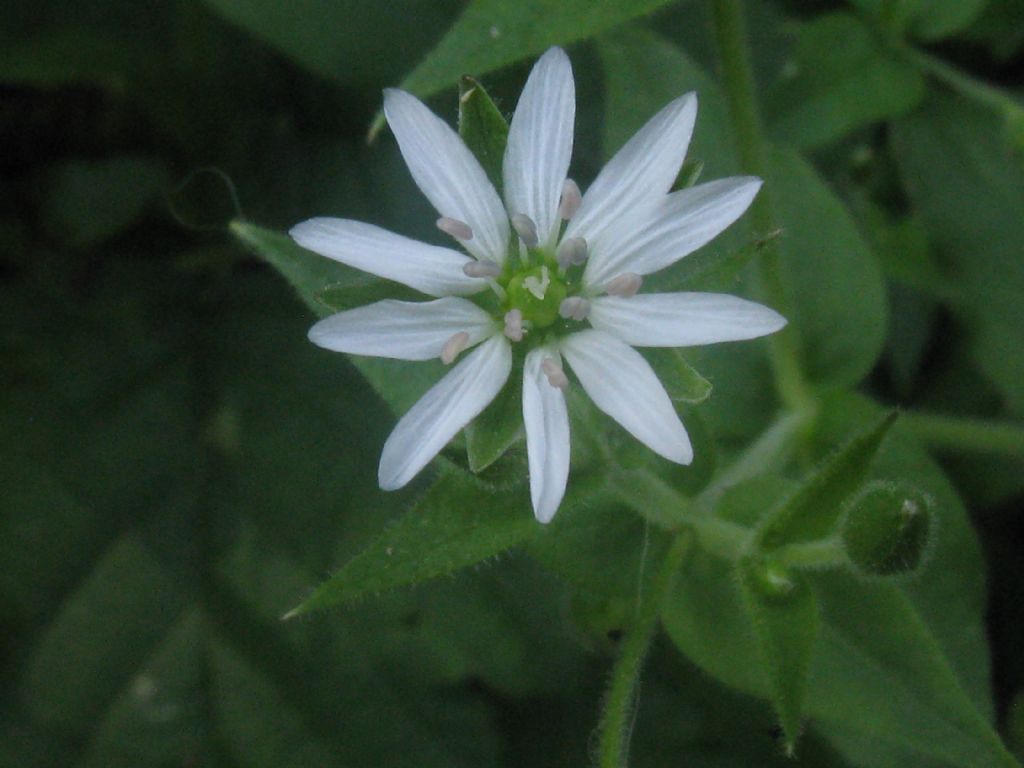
[440,331,470,364]
[605,272,643,298]
[541,357,569,389]
[462,259,501,278]
[510,214,539,247]
[504,309,524,342]
[436,216,473,240]
[558,296,590,321]
[558,179,582,220]
[556,236,588,268]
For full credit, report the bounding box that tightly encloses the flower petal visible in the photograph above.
[383,89,509,263]
[290,218,486,297]
[565,93,697,255]
[560,330,692,464]
[589,292,786,347]
[309,298,498,360]
[379,335,512,490]
[523,347,571,523]
[503,47,575,250]
[584,177,762,288]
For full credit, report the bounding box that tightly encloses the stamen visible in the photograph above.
[462,259,501,278]
[541,357,569,389]
[504,309,524,342]
[556,236,588,268]
[558,296,590,321]
[558,179,582,220]
[440,331,470,364]
[510,213,539,247]
[605,272,643,298]
[436,216,473,240]
[522,265,550,300]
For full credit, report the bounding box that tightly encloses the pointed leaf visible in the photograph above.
[458,76,509,194]
[284,471,536,618]
[738,560,819,755]
[765,12,924,148]
[756,412,897,551]
[231,220,353,320]
[369,0,680,138]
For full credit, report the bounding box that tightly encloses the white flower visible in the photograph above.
[291,48,786,524]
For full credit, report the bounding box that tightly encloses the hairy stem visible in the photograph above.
[710,0,815,415]
[903,412,1024,457]
[596,532,692,768]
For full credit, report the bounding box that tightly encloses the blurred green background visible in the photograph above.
[2,0,1023,765]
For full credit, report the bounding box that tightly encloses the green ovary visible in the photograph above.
[506,266,567,328]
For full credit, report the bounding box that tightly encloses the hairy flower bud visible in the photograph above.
[841,481,932,577]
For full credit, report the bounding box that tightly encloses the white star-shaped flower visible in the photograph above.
[291,47,786,523]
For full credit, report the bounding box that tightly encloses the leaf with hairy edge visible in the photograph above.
[664,394,1016,766]
[368,0,681,138]
[756,412,897,551]
[231,220,360,320]
[458,76,509,193]
[230,219,442,415]
[766,13,924,148]
[283,471,536,618]
[738,561,819,755]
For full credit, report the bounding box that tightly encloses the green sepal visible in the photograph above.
[465,372,523,473]
[231,220,358,319]
[659,231,779,292]
[645,349,712,404]
[738,557,819,755]
[315,278,422,314]
[458,75,509,193]
[282,470,536,618]
[841,480,932,576]
[671,158,704,191]
[756,411,898,551]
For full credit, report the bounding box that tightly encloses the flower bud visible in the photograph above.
[841,481,932,577]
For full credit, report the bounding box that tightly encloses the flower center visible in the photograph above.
[506,264,567,328]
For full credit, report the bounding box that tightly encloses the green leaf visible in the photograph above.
[664,394,1016,766]
[528,478,668,600]
[199,0,460,87]
[458,76,509,193]
[370,0,680,138]
[283,471,537,618]
[22,536,188,734]
[230,219,442,415]
[738,562,819,755]
[845,0,989,40]
[892,94,1024,417]
[770,147,888,386]
[230,220,353,320]
[465,372,523,473]
[766,13,924,148]
[756,412,897,551]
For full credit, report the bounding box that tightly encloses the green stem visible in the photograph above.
[774,537,846,570]
[903,412,1024,457]
[899,43,1024,117]
[711,0,815,415]
[612,468,752,560]
[597,531,692,768]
